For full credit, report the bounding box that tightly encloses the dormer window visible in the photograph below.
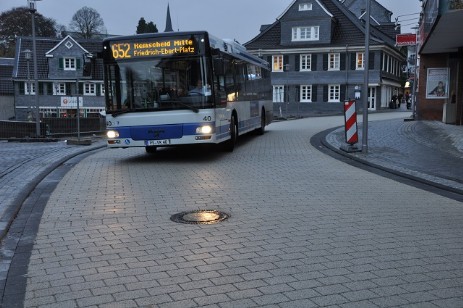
[63,57,76,71]
[292,26,319,41]
[299,3,312,11]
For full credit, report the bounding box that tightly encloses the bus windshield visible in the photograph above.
[106,56,213,114]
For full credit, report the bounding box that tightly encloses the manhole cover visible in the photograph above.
[170,210,230,224]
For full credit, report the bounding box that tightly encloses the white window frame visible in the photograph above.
[272,55,284,72]
[273,85,285,102]
[328,53,340,71]
[53,82,66,95]
[300,85,312,102]
[84,82,96,96]
[292,26,319,41]
[299,3,313,11]
[63,57,76,71]
[328,84,340,102]
[300,54,312,71]
[100,83,105,95]
[24,82,36,95]
[356,52,364,70]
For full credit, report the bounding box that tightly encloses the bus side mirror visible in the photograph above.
[83,61,92,77]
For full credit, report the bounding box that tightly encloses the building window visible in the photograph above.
[84,83,96,96]
[24,82,36,95]
[64,57,76,71]
[299,3,312,11]
[100,84,105,96]
[328,53,340,71]
[272,55,283,72]
[328,84,340,102]
[300,54,312,71]
[54,82,66,95]
[356,52,364,70]
[300,85,312,102]
[292,26,319,41]
[273,85,284,102]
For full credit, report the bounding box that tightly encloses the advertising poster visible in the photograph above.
[426,68,449,99]
[61,97,83,107]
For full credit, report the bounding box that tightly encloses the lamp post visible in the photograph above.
[362,0,371,153]
[28,0,42,137]
[23,49,32,120]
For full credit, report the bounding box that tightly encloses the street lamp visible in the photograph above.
[23,49,32,120]
[362,0,371,153]
[28,0,42,137]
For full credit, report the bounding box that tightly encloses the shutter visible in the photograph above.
[96,84,101,96]
[323,85,328,102]
[79,83,83,95]
[38,82,44,95]
[312,85,318,102]
[295,86,300,102]
[20,82,25,94]
[341,85,346,101]
[66,83,71,95]
[369,52,375,69]
[351,52,356,70]
[312,54,317,71]
[76,58,81,70]
[340,53,346,70]
[323,54,328,71]
[48,82,53,95]
[59,58,64,69]
[284,55,289,71]
[295,54,300,71]
[267,56,272,71]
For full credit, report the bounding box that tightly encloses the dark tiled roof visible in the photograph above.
[13,36,104,80]
[245,0,396,50]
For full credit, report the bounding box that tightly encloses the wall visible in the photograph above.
[0,96,15,120]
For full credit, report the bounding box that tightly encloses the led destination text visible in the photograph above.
[110,39,196,59]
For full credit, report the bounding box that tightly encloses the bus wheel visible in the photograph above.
[255,108,266,135]
[223,114,237,152]
[145,146,157,153]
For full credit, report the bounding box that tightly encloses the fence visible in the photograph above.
[0,118,106,139]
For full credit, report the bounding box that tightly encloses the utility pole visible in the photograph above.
[362,0,371,153]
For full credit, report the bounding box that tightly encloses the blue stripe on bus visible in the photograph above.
[115,123,213,140]
[114,116,260,141]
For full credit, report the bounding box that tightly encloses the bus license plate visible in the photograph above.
[145,139,170,146]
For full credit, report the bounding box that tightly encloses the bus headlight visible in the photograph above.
[107,130,119,138]
[196,125,212,134]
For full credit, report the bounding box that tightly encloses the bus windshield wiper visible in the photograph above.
[173,100,199,113]
[109,109,134,117]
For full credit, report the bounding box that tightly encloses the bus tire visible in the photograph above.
[145,146,157,153]
[255,108,266,135]
[223,114,238,152]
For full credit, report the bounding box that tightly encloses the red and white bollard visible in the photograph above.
[341,100,361,152]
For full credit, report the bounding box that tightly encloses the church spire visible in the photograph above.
[164,3,173,32]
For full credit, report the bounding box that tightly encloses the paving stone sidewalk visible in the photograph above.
[325,119,463,194]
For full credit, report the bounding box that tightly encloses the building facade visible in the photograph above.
[0,58,14,120]
[12,35,105,121]
[417,0,463,125]
[244,0,405,111]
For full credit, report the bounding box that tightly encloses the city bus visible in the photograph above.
[102,31,272,152]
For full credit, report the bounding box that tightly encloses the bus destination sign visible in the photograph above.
[110,38,197,59]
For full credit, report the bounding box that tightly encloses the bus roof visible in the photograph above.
[103,31,269,69]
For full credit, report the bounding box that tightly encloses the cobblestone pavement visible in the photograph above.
[1,112,463,307]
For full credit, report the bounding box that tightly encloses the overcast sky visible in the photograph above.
[1,0,422,43]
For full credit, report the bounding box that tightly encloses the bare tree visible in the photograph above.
[69,6,106,39]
